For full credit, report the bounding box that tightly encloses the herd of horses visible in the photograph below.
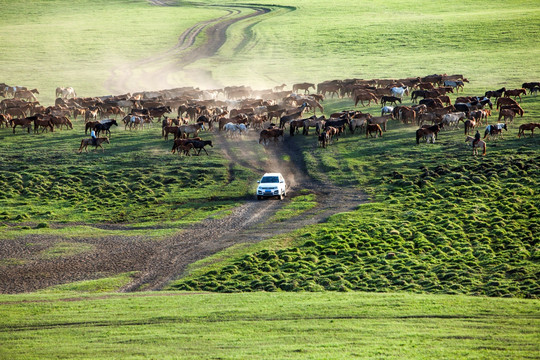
[1,76,538,157]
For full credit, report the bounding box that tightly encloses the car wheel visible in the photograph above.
[257,195,262,200]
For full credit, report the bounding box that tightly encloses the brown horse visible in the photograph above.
[10,118,33,133]
[78,137,110,153]
[162,126,179,140]
[416,124,442,144]
[354,92,379,107]
[85,121,99,134]
[259,128,283,145]
[34,117,54,133]
[498,109,516,123]
[518,123,540,138]
[366,124,383,138]
[463,119,478,135]
[292,82,315,94]
[503,88,527,101]
[171,139,194,156]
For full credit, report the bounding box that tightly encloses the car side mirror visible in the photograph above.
[257,181,260,183]
[280,180,284,183]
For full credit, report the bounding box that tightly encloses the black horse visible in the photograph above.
[95,119,118,137]
[187,139,213,155]
[484,87,506,99]
[381,96,402,106]
[411,90,428,103]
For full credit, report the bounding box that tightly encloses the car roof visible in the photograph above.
[262,173,283,177]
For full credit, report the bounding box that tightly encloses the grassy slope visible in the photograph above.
[199,0,540,88]
[0,291,538,359]
[0,0,225,104]
[0,0,539,357]
[0,122,257,239]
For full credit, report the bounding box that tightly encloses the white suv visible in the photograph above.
[256,173,287,200]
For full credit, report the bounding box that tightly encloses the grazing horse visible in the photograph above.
[499,104,524,117]
[381,106,394,117]
[498,109,516,123]
[78,137,110,153]
[13,89,38,101]
[496,96,518,109]
[368,116,390,132]
[9,118,33,133]
[33,117,54,133]
[443,80,464,92]
[465,136,486,156]
[62,87,77,99]
[416,127,437,144]
[484,123,507,140]
[366,124,383,138]
[518,123,540,138]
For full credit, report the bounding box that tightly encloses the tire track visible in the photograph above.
[105,2,278,93]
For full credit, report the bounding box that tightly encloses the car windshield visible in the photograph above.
[261,176,279,183]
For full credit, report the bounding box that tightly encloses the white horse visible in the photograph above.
[381,106,394,117]
[61,87,77,99]
[391,86,409,99]
[224,122,247,137]
[442,112,466,129]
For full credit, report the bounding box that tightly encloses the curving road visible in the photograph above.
[104,1,281,93]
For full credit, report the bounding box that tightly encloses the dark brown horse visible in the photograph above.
[10,118,33,133]
[34,117,54,133]
[416,124,442,144]
[259,128,283,145]
[366,124,382,138]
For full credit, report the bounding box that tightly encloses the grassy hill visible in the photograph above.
[0,0,539,358]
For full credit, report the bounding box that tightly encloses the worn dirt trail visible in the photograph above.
[0,2,367,294]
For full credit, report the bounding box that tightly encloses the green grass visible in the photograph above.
[1,0,540,357]
[0,121,258,238]
[269,193,317,222]
[0,0,225,104]
[0,291,538,359]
